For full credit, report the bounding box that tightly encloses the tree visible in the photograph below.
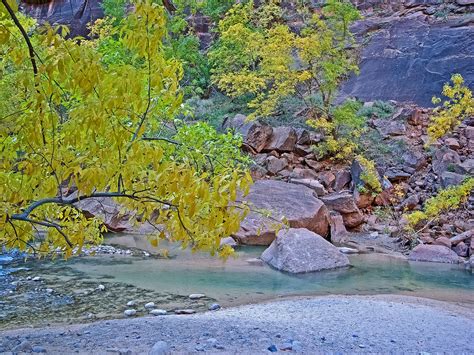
[0,0,252,258]
[209,0,363,160]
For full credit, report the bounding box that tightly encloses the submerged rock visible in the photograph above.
[234,180,330,246]
[408,245,460,264]
[261,228,350,273]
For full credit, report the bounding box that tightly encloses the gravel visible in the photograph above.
[0,295,472,354]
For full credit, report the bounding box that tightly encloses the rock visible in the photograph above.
[450,230,473,245]
[126,301,137,307]
[97,284,105,291]
[124,309,137,317]
[220,237,238,248]
[353,189,374,209]
[384,168,411,182]
[374,119,406,137]
[400,195,419,211]
[266,156,287,175]
[144,302,155,309]
[465,126,474,140]
[234,180,330,245]
[433,237,452,249]
[264,127,298,152]
[267,344,278,352]
[261,228,350,273]
[174,309,196,315]
[321,193,364,228]
[432,147,461,176]
[225,114,273,153]
[453,242,469,257]
[321,193,359,214]
[457,0,474,5]
[334,170,352,191]
[0,256,13,265]
[32,276,41,281]
[457,159,474,175]
[246,258,264,266]
[290,167,319,180]
[32,346,47,353]
[22,0,104,37]
[329,213,348,244]
[208,303,221,311]
[149,341,170,355]
[12,341,32,353]
[289,178,327,196]
[340,17,474,107]
[408,244,460,264]
[149,309,167,316]
[338,247,359,254]
[445,138,461,150]
[402,151,426,171]
[318,171,336,189]
[75,196,132,232]
[189,294,206,300]
[440,171,466,188]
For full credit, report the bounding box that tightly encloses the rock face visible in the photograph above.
[21,0,104,37]
[340,16,474,107]
[233,180,330,245]
[408,244,460,264]
[261,228,350,273]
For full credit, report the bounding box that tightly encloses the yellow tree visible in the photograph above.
[0,0,252,258]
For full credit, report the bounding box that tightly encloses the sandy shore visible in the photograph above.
[0,294,473,354]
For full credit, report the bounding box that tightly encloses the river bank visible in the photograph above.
[1,294,473,354]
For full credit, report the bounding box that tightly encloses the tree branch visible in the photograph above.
[1,0,38,77]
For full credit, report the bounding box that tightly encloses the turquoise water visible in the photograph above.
[64,237,474,307]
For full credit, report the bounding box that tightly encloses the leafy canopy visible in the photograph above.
[0,0,252,258]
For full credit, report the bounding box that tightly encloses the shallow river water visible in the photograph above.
[1,235,472,329]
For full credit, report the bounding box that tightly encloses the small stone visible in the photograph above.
[338,247,359,254]
[149,341,169,355]
[174,309,196,315]
[45,288,54,294]
[208,303,221,311]
[32,345,47,353]
[195,345,205,352]
[124,309,137,317]
[144,302,155,309]
[32,276,41,282]
[267,344,278,352]
[126,300,137,307]
[97,284,105,291]
[149,309,167,316]
[189,293,206,300]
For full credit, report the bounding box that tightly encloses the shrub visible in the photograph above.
[405,177,474,230]
[427,74,474,144]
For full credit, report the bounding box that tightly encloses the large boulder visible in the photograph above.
[340,16,474,107]
[233,180,330,245]
[408,244,460,264]
[264,127,298,153]
[261,228,350,273]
